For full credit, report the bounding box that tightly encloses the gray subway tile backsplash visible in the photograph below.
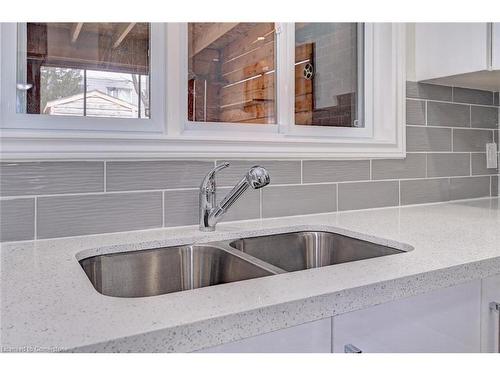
[303,160,370,183]
[1,81,498,241]
[453,128,493,152]
[37,192,162,239]
[406,126,452,152]
[0,161,104,196]
[217,187,261,222]
[372,154,426,180]
[406,82,452,101]
[164,190,198,227]
[262,184,336,218]
[471,153,498,176]
[0,198,35,242]
[427,153,470,177]
[406,99,426,125]
[427,102,470,127]
[400,178,450,205]
[106,160,214,191]
[470,106,498,129]
[338,181,399,211]
[453,87,493,105]
[216,160,301,186]
[450,176,491,200]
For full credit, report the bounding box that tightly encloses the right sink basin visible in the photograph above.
[229,231,404,272]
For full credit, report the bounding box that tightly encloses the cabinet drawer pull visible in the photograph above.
[344,344,362,353]
[490,302,500,353]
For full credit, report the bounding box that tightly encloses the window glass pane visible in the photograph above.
[17,23,150,119]
[295,23,362,127]
[188,23,276,124]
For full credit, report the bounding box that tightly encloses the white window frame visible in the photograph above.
[0,22,406,160]
[0,23,166,133]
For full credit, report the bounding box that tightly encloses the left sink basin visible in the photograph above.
[80,245,275,298]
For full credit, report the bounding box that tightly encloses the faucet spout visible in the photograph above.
[199,164,270,232]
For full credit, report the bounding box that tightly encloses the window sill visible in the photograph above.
[0,129,406,160]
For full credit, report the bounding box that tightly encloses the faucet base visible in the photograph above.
[199,226,215,232]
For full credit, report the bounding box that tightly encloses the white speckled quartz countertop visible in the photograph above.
[1,198,499,352]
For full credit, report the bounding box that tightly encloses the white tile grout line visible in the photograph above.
[398,180,401,206]
[451,128,454,152]
[33,196,37,240]
[300,160,303,184]
[103,161,107,192]
[335,183,339,211]
[425,153,428,178]
[425,99,428,126]
[470,153,473,176]
[161,191,165,227]
[407,96,499,109]
[259,189,263,219]
[469,105,472,127]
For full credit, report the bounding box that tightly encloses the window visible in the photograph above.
[294,23,363,128]
[17,23,150,119]
[1,23,405,159]
[187,23,276,124]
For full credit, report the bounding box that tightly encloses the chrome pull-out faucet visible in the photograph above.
[199,162,270,232]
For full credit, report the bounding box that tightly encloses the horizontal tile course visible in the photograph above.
[406,82,452,101]
[470,106,498,129]
[471,153,498,176]
[407,126,452,152]
[302,160,370,183]
[453,87,493,105]
[450,176,491,200]
[427,102,470,127]
[400,178,450,205]
[262,184,336,218]
[406,99,426,125]
[37,192,162,239]
[0,198,35,242]
[0,161,103,196]
[216,160,300,186]
[453,129,493,152]
[106,160,214,191]
[372,154,426,180]
[427,153,470,177]
[338,181,399,211]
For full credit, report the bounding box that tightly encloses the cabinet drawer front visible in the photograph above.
[333,280,481,353]
[197,318,332,353]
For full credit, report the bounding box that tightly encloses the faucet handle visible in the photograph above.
[200,162,230,189]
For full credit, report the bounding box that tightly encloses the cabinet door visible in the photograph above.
[196,318,332,353]
[481,274,500,353]
[415,23,489,81]
[333,280,481,353]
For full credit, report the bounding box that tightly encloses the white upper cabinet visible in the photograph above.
[493,23,500,70]
[415,23,500,91]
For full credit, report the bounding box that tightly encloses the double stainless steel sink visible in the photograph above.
[80,231,406,298]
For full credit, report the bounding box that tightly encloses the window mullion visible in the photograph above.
[276,22,295,134]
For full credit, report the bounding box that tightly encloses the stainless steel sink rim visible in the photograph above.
[79,230,408,298]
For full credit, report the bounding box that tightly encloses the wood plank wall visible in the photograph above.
[189,23,317,125]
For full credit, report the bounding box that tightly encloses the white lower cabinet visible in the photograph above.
[332,280,482,353]
[197,317,332,353]
[481,274,500,353]
[197,278,497,353]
